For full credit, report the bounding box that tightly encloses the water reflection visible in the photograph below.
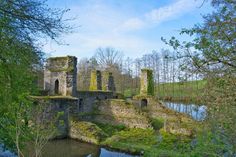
[163,102,207,121]
[0,144,16,157]
[24,139,138,157]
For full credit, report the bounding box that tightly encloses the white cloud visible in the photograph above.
[118,18,146,31]
[118,0,201,31]
[43,0,204,59]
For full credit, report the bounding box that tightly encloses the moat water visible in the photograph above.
[0,139,139,157]
[163,101,207,121]
[26,139,139,157]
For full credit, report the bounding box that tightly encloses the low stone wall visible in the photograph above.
[69,121,107,144]
[70,91,114,118]
[92,99,152,129]
[147,98,197,136]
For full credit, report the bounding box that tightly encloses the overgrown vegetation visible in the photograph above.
[93,122,126,136]
[0,0,71,156]
[164,0,236,154]
[151,118,164,130]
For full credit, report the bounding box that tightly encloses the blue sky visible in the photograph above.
[44,0,212,59]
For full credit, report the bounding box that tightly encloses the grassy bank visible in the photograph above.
[93,122,198,156]
[156,80,206,104]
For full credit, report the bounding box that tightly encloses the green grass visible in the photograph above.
[156,79,207,103]
[101,127,195,156]
[102,128,157,153]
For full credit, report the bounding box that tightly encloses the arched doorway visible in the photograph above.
[141,99,147,108]
[55,79,59,95]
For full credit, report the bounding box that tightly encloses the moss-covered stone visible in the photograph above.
[140,69,154,96]
[69,121,107,144]
[89,70,102,91]
[31,95,78,100]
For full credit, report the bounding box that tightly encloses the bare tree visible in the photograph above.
[94,47,123,69]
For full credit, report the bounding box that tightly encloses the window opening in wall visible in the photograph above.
[55,79,59,95]
[141,99,147,108]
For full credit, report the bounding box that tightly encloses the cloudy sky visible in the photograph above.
[44,0,212,59]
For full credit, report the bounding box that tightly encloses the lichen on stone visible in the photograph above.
[69,121,107,144]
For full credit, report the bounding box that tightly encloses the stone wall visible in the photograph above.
[70,91,114,118]
[92,99,152,129]
[32,97,78,138]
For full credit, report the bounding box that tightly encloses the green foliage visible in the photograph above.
[93,122,126,136]
[163,0,236,154]
[0,0,71,154]
[103,128,157,153]
[151,118,164,130]
[147,70,154,96]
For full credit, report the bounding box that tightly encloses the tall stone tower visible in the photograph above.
[44,56,77,96]
[140,69,154,96]
[102,72,116,92]
[89,70,102,91]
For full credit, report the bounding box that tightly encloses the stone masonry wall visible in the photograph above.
[93,99,152,129]
[140,69,154,96]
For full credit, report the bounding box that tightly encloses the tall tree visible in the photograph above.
[163,0,236,153]
[0,0,71,154]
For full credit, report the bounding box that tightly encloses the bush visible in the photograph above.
[151,118,164,130]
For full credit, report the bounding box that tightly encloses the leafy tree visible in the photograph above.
[163,0,236,154]
[0,0,71,155]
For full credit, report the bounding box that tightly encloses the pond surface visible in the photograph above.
[24,139,139,157]
[0,144,16,157]
[163,101,207,121]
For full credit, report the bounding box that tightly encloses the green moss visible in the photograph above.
[31,95,78,100]
[47,56,75,72]
[102,71,109,91]
[93,122,126,136]
[102,128,157,153]
[147,70,154,96]
[70,121,108,144]
[140,69,154,96]
[90,70,101,91]
[151,118,164,130]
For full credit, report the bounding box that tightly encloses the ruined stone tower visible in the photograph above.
[44,56,77,96]
[140,69,154,96]
[102,72,116,92]
[89,70,102,91]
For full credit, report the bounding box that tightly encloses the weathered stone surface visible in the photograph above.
[44,56,77,96]
[146,98,197,136]
[102,72,116,92]
[89,70,102,91]
[140,69,154,96]
[32,97,78,139]
[69,121,107,144]
[93,99,152,129]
